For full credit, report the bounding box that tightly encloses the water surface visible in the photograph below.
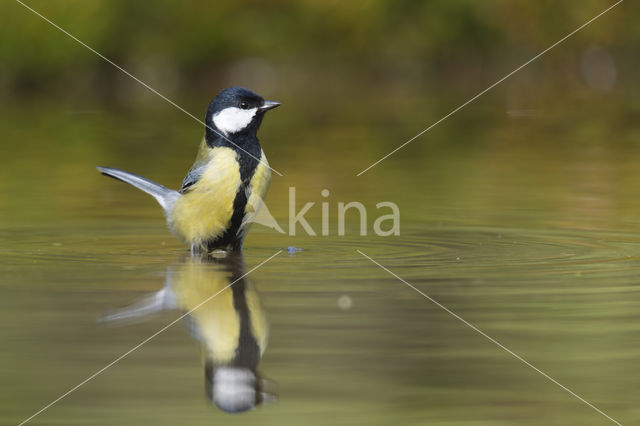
[1,104,640,425]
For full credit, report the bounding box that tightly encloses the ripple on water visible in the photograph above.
[250,225,640,298]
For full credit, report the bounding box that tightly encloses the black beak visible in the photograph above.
[258,101,280,112]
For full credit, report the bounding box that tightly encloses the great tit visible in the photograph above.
[103,254,273,413]
[98,86,280,254]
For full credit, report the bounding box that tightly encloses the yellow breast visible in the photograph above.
[239,151,272,237]
[169,147,241,247]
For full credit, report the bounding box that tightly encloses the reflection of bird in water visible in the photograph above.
[103,254,274,413]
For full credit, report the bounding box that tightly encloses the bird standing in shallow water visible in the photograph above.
[98,87,280,254]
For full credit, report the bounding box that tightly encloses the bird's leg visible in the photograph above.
[190,243,204,257]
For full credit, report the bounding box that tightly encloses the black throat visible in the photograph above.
[205,120,262,184]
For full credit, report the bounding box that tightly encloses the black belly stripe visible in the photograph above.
[206,135,262,251]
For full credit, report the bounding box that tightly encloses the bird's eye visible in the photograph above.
[239,102,249,110]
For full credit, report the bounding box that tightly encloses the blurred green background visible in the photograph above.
[2,1,640,425]
[2,0,638,120]
[1,0,639,226]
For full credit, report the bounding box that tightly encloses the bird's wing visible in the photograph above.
[179,165,206,193]
[180,137,209,193]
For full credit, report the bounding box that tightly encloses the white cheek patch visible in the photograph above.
[213,107,257,135]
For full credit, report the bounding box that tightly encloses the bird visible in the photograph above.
[98,87,280,254]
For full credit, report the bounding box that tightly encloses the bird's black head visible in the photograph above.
[204,87,280,146]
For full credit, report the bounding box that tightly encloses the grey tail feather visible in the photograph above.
[97,166,180,213]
